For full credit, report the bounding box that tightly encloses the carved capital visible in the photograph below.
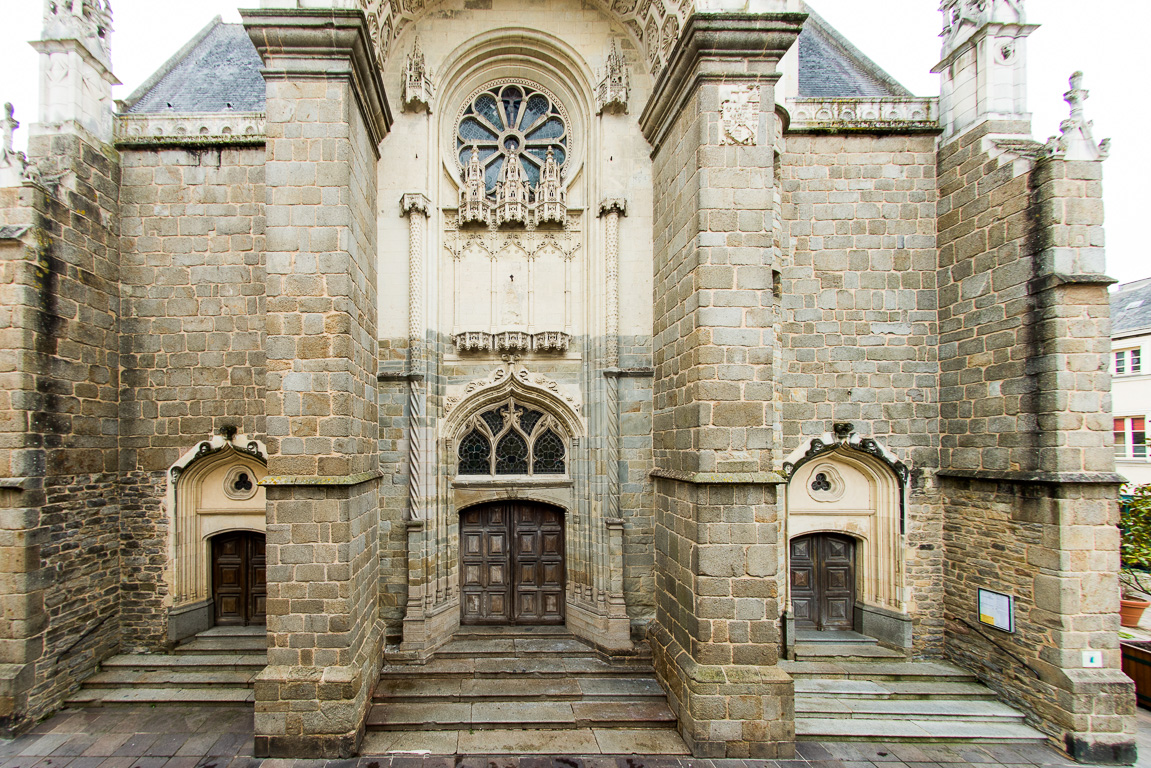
[598,198,628,217]
[400,192,431,218]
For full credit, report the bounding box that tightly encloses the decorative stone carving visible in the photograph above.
[114,112,266,148]
[444,363,583,439]
[493,149,532,226]
[1044,72,1110,163]
[786,98,939,132]
[401,37,434,113]
[459,145,491,226]
[452,331,572,354]
[781,432,909,484]
[940,0,1025,54]
[719,84,760,146]
[445,218,582,260]
[534,148,566,225]
[0,103,29,188]
[595,41,630,115]
[43,0,114,64]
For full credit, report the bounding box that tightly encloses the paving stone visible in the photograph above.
[590,729,690,755]
[456,728,601,754]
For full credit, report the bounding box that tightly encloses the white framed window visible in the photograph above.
[1114,416,1148,459]
[1115,348,1142,375]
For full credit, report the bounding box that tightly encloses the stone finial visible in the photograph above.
[459,145,491,226]
[833,422,855,440]
[533,148,566,225]
[401,37,434,113]
[1044,72,1110,162]
[595,41,630,115]
[493,149,530,226]
[3,104,18,157]
[0,103,30,188]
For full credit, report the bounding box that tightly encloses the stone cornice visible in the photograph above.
[650,468,787,485]
[639,12,806,151]
[241,9,392,155]
[259,469,383,487]
[937,469,1126,486]
[114,112,267,149]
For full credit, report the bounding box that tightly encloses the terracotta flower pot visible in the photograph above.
[1121,597,1151,628]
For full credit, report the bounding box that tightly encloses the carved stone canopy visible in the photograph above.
[443,362,583,440]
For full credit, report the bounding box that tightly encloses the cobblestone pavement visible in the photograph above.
[0,706,1141,768]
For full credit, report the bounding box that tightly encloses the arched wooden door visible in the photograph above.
[460,502,565,625]
[790,533,856,631]
[211,531,267,626]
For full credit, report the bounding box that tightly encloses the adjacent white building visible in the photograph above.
[1113,279,1151,484]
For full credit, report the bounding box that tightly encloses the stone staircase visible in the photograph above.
[364,626,689,755]
[783,631,1048,745]
[67,625,266,706]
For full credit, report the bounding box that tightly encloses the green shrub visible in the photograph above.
[1121,484,1151,597]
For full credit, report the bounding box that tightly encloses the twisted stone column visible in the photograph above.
[599,198,626,523]
[400,194,430,522]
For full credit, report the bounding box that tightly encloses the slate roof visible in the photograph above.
[122,18,265,114]
[123,4,912,117]
[798,3,913,98]
[1112,279,1151,336]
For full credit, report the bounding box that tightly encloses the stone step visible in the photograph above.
[794,629,878,645]
[100,653,266,671]
[794,678,997,700]
[65,686,255,706]
[374,676,666,703]
[792,643,906,661]
[795,717,1048,743]
[781,660,979,682]
[366,699,676,731]
[796,697,1026,721]
[361,727,691,756]
[453,626,577,639]
[381,655,653,679]
[196,625,266,638]
[82,668,258,689]
[173,635,267,655]
[431,637,602,659]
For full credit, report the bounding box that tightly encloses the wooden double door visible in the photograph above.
[211,532,267,626]
[460,502,565,625]
[790,533,856,631]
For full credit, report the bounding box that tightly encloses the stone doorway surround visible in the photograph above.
[165,434,269,644]
[783,431,912,654]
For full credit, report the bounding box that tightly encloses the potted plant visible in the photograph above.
[1120,484,1151,627]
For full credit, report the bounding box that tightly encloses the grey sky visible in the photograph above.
[1,0,1145,283]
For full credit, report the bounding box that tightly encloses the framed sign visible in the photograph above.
[978,588,1014,633]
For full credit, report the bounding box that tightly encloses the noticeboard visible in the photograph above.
[978,588,1014,633]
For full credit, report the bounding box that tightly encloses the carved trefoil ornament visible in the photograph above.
[1044,71,1110,163]
[719,84,760,146]
[595,41,630,115]
[402,37,434,113]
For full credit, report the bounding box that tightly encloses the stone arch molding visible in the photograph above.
[784,432,907,615]
[164,434,269,631]
[353,0,688,80]
[443,362,584,440]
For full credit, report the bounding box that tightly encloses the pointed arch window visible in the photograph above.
[456,398,568,476]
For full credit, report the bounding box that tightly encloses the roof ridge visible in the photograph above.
[800,1,914,98]
[119,15,225,112]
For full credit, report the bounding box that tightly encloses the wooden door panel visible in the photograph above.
[460,502,565,625]
[789,533,856,631]
[213,532,266,627]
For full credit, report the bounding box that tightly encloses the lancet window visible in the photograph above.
[456,398,568,476]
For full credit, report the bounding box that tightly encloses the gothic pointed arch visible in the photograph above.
[443,363,585,440]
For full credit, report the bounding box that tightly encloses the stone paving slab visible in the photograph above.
[0,705,1133,768]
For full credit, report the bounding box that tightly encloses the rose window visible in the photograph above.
[457,82,569,194]
[457,398,567,476]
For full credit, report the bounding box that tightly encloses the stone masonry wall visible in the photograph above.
[118,145,267,649]
[779,132,943,654]
[0,131,123,728]
[937,121,1134,760]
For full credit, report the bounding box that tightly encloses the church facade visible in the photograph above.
[0,0,1137,762]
